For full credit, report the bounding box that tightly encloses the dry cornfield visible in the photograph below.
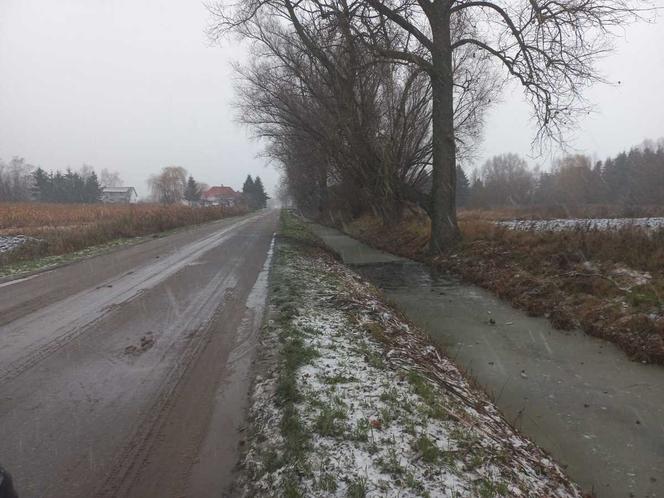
[0,202,240,232]
[0,202,248,265]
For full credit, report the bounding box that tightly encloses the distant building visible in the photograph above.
[101,186,138,204]
[201,186,241,207]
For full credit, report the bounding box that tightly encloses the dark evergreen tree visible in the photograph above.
[52,171,65,202]
[253,176,269,208]
[32,168,50,201]
[603,152,629,203]
[242,175,255,194]
[467,177,486,209]
[455,166,470,208]
[64,168,85,203]
[533,171,556,206]
[184,175,201,203]
[84,172,102,203]
[31,167,102,203]
[242,175,257,209]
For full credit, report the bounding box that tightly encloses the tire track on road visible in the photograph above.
[95,235,274,498]
[0,214,261,385]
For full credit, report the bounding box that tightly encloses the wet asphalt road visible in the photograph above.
[0,210,278,498]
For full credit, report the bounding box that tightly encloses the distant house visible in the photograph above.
[101,186,138,204]
[201,186,241,207]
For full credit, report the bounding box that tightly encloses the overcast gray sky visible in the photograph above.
[0,0,269,198]
[1,1,663,197]
[478,1,664,171]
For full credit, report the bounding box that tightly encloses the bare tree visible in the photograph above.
[551,154,603,205]
[480,153,535,206]
[361,0,644,249]
[77,164,92,179]
[148,166,187,204]
[212,0,643,252]
[215,1,498,225]
[0,156,34,202]
[100,168,123,187]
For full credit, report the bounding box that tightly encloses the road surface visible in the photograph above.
[0,210,278,498]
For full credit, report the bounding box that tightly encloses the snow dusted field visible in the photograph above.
[240,220,580,497]
[0,235,33,254]
[496,217,664,232]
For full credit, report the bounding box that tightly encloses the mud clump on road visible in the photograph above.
[124,333,155,356]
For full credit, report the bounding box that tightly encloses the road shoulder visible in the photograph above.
[235,211,580,497]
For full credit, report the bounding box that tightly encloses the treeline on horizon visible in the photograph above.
[457,139,664,211]
[0,159,124,204]
[1,158,269,208]
[30,168,102,203]
[216,0,653,252]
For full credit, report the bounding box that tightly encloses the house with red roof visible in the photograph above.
[201,185,242,207]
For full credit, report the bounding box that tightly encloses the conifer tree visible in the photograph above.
[32,168,50,201]
[84,172,102,203]
[184,175,201,203]
[456,166,470,208]
[253,176,268,209]
[242,175,257,209]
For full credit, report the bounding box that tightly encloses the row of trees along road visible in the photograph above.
[210,0,644,252]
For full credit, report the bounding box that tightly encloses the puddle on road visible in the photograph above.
[307,222,664,498]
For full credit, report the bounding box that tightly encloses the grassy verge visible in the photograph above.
[237,210,580,497]
[341,211,664,364]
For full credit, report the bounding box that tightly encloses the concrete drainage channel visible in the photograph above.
[306,221,664,498]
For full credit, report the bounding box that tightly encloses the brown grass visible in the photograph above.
[460,219,664,274]
[1,202,248,266]
[342,209,664,364]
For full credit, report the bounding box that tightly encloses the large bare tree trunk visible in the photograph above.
[429,4,461,253]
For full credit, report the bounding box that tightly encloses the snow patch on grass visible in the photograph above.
[610,266,652,290]
[0,235,38,253]
[240,232,581,497]
[497,217,664,232]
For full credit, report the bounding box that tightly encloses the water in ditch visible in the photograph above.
[307,222,664,498]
